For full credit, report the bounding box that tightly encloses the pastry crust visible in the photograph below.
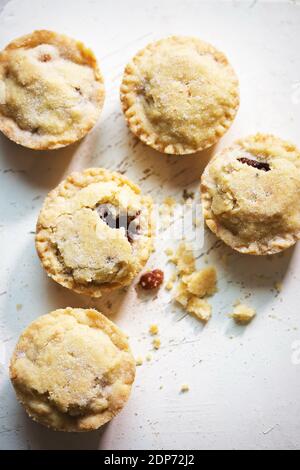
[201,134,300,255]
[9,308,136,432]
[0,30,104,150]
[120,36,239,155]
[36,168,153,297]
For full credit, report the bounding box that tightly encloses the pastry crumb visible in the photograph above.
[152,338,161,350]
[187,297,212,323]
[183,266,217,297]
[181,384,190,393]
[165,281,174,291]
[16,304,23,311]
[171,243,217,323]
[139,269,164,290]
[221,253,228,265]
[165,248,174,257]
[146,354,152,362]
[164,196,176,207]
[231,304,256,325]
[194,217,202,228]
[274,282,282,293]
[170,242,195,275]
[149,324,159,336]
[136,356,143,366]
[175,281,191,308]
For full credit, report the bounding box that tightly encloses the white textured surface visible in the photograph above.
[1,0,300,451]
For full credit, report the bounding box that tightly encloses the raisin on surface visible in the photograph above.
[139,269,164,290]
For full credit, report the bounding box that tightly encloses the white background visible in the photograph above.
[0,0,300,450]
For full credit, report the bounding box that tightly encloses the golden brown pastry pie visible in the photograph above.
[0,30,104,149]
[201,134,300,255]
[10,308,135,432]
[36,168,153,297]
[120,36,239,155]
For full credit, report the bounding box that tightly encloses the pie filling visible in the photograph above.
[96,204,141,243]
[238,157,271,172]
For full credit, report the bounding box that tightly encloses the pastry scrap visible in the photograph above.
[182,267,217,297]
[165,272,177,291]
[149,324,159,336]
[170,243,217,323]
[121,36,239,154]
[231,304,256,325]
[201,134,300,255]
[0,30,104,149]
[9,308,136,432]
[186,297,212,323]
[36,168,153,297]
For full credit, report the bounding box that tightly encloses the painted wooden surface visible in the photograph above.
[0,0,300,450]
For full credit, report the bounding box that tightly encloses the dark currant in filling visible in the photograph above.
[238,157,271,172]
[139,269,164,290]
[96,204,141,243]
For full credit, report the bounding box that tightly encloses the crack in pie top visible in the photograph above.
[121,36,239,155]
[36,168,154,297]
[201,134,300,255]
[0,30,104,149]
